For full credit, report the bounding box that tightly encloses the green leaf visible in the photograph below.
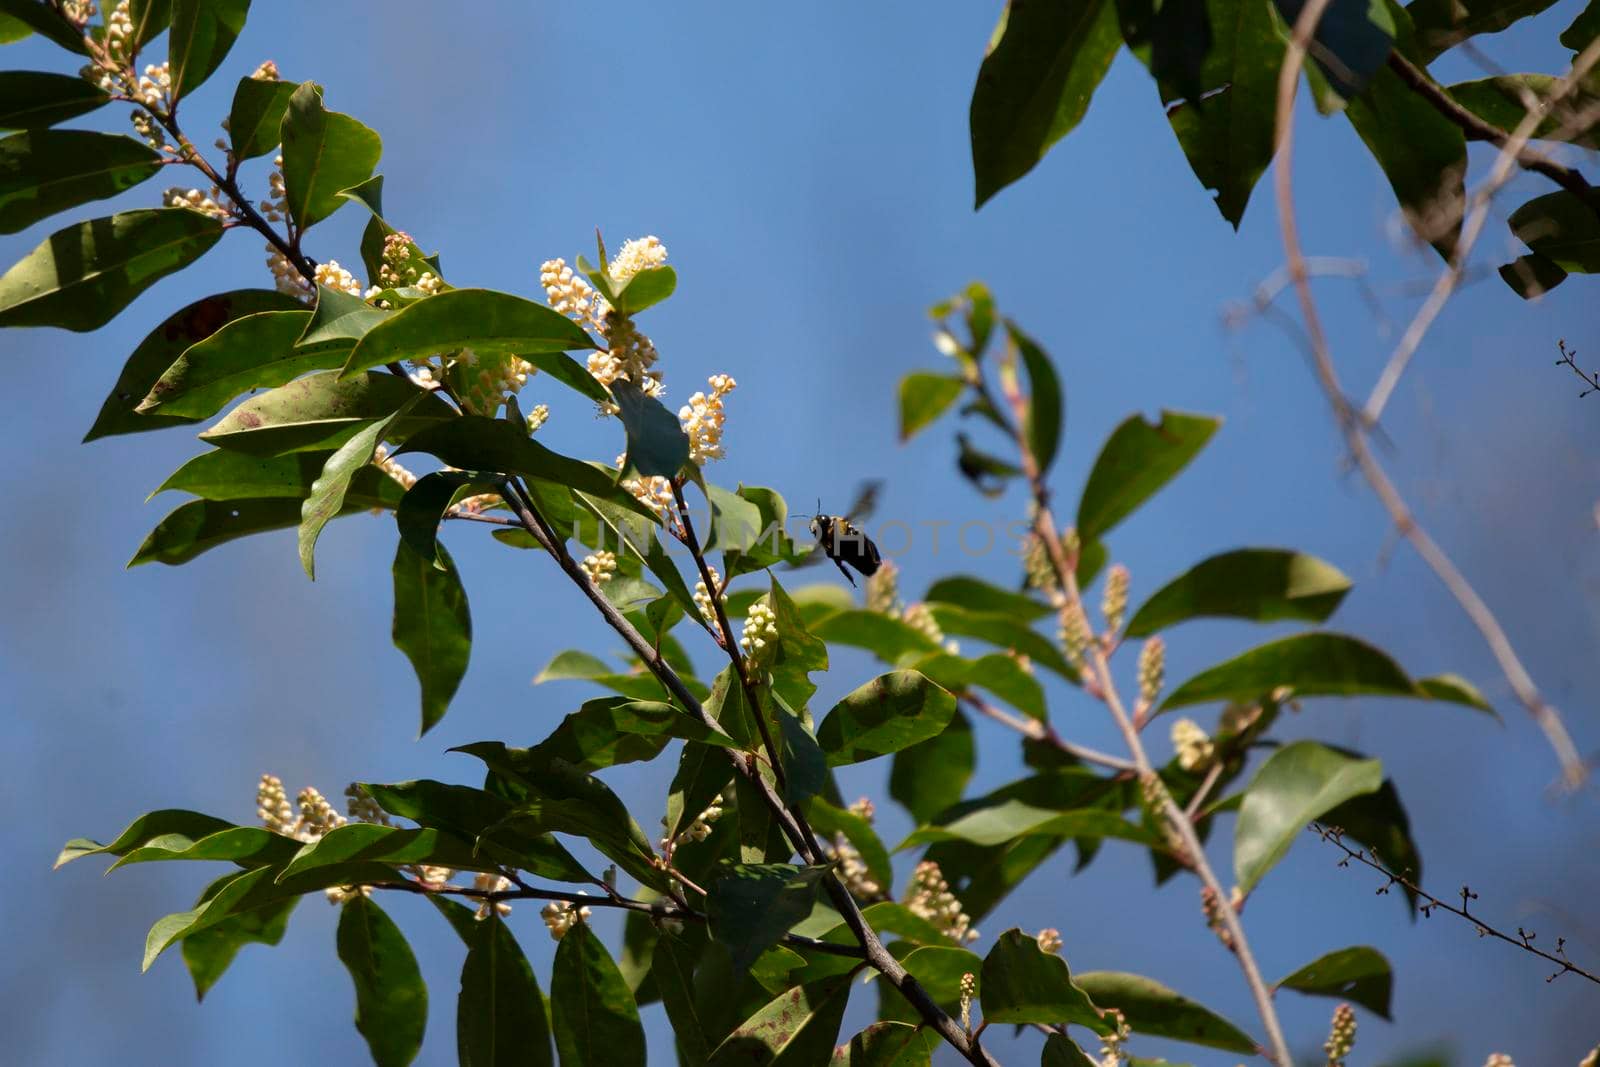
[969,0,1123,206]
[300,397,420,577]
[392,539,471,736]
[1508,189,1600,273]
[979,928,1105,1028]
[86,288,303,440]
[337,895,427,1067]
[129,498,310,566]
[1160,632,1493,712]
[1127,548,1351,636]
[396,469,504,563]
[107,826,301,870]
[531,697,738,772]
[897,372,966,441]
[816,671,957,766]
[608,264,677,314]
[525,350,611,404]
[653,933,714,1067]
[954,431,1023,496]
[0,13,25,43]
[56,809,234,868]
[228,75,297,160]
[809,610,941,664]
[167,0,248,100]
[534,649,611,683]
[924,603,1077,680]
[665,739,735,850]
[830,1022,932,1067]
[1129,0,1285,226]
[139,310,348,419]
[707,863,831,975]
[1235,740,1383,892]
[1323,778,1424,913]
[1446,76,1600,147]
[896,798,1151,850]
[1008,320,1064,473]
[1563,0,1599,49]
[154,448,404,508]
[1041,1033,1099,1067]
[457,913,554,1067]
[1407,0,1559,61]
[709,974,853,1067]
[1498,251,1568,298]
[1415,673,1493,714]
[1073,971,1256,1052]
[127,0,172,47]
[1346,62,1467,258]
[1078,410,1219,541]
[805,796,892,895]
[181,895,298,1001]
[889,708,974,824]
[299,283,389,349]
[614,377,690,477]
[0,0,89,52]
[0,71,108,129]
[0,208,222,331]
[200,371,452,456]
[550,922,646,1067]
[894,945,985,1010]
[924,575,1053,621]
[1276,945,1393,1019]
[0,129,160,234]
[280,81,382,230]
[278,823,488,881]
[343,287,597,377]
[1272,0,1394,100]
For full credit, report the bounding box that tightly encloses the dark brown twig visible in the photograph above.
[1313,824,1600,986]
[1556,340,1600,397]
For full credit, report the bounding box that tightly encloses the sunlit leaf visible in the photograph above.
[280,81,382,230]
[1235,740,1383,893]
[1126,548,1351,636]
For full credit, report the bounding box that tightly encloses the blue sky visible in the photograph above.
[3,3,1598,1064]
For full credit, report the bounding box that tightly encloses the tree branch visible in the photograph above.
[961,691,1137,773]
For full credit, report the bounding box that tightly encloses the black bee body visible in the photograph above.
[810,510,881,587]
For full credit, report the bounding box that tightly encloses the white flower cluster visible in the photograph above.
[259,156,288,223]
[904,860,978,943]
[257,774,373,904]
[163,186,230,220]
[251,59,279,81]
[132,62,170,108]
[266,244,310,299]
[540,258,606,331]
[609,235,667,284]
[540,897,592,940]
[102,0,133,63]
[1170,717,1215,773]
[661,794,725,851]
[1058,601,1091,673]
[474,872,513,921]
[1098,1010,1131,1067]
[1482,1057,1514,1067]
[1137,637,1165,707]
[680,374,736,464]
[1100,564,1129,636]
[693,565,724,634]
[314,260,363,296]
[831,801,882,901]
[526,404,550,432]
[1324,1003,1357,1065]
[1036,927,1062,954]
[371,443,417,491]
[580,550,617,585]
[129,110,171,153]
[739,596,778,660]
[621,473,675,517]
[902,602,958,655]
[866,562,958,653]
[61,0,96,27]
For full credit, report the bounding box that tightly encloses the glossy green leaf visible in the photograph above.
[1347,62,1467,258]
[155,449,404,508]
[56,809,235,868]
[608,264,677,314]
[392,539,471,736]
[300,397,419,577]
[1235,740,1383,892]
[280,81,382,230]
[816,671,957,765]
[1008,320,1063,473]
[924,603,1076,680]
[709,974,853,1067]
[0,0,89,52]
[1272,0,1394,100]
[1078,410,1219,541]
[923,575,1053,621]
[551,921,646,1067]
[0,209,222,331]
[181,894,298,1001]
[654,933,714,1067]
[969,0,1122,206]
[707,863,831,975]
[298,283,389,349]
[0,71,107,129]
[126,0,172,46]
[1323,778,1424,913]
[139,310,347,419]
[1508,189,1600,273]
[0,129,160,234]
[615,377,690,477]
[278,823,488,881]
[1073,971,1255,1051]
[806,795,892,895]
[1276,945,1393,1018]
[531,697,738,773]
[809,610,941,664]
[343,287,597,376]
[1446,76,1600,147]
[228,75,297,160]
[889,708,974,824]
[897,798,1150,850]
[129,498,307,566]
[897,372,965,441]
[1160,632,1493,712]
[1041,1033,1099,1067]
[167,0,248,100]
[396,469,502,563]
[107,826,301,870]
[1127,548,1351,636]
[1407,0,1559,61]
[526,349,611,403]
[87,289,303,440]
[457,912,554,1067]
[337,895,427,1067]
[979,928,1105,1028]
[830,1021,931,1067]
[200,372,452,456]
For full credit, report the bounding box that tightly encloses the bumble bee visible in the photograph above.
[810,503,881,587]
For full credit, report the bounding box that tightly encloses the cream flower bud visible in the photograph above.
[740,597,779,661]
[1101,564,1129,636]
[580,550,617,585]
[1170,717,1215,773]
[473,872,513,920]
[904,860,977,943]
[608,235,668,284]
[865,559,900,615]
[958,971,976,1032]
[1036,928,1062,953]
[1323,1003,1357,1064]
[1138,637,1166,707]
